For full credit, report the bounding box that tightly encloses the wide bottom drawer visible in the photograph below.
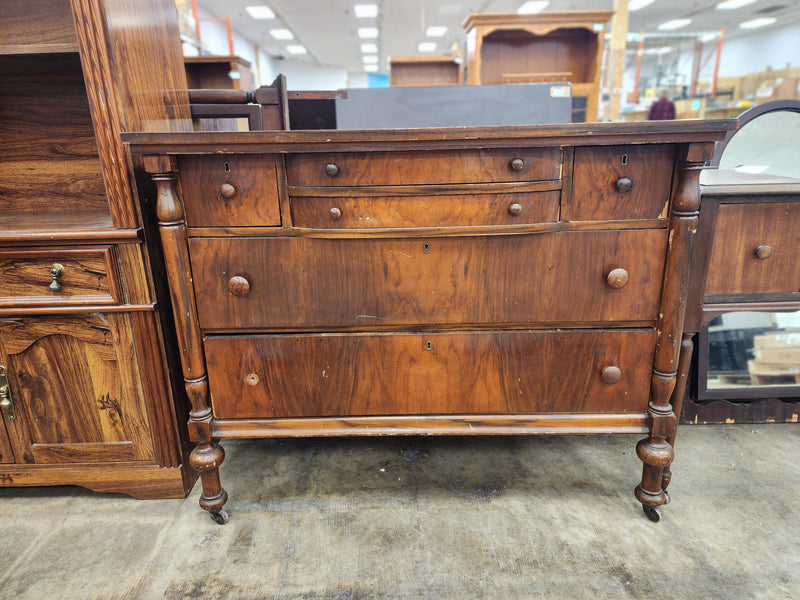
[205,329,656,419]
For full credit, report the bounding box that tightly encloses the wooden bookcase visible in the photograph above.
[184,56,256,131]
[0,0,196,497]
[389,55,463,87]
[463,12,613,122]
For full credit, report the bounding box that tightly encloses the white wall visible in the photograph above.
[718,23,800,76]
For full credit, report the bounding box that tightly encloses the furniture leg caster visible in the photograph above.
[209,509,229,525]
[642,505,661,522]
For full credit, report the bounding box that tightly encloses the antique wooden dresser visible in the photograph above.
[126,120,735,522]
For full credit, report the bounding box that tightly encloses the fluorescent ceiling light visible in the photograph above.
[418,42,437,52]
[286,45,307,54]
[354,4,378,18]
[740,17,776,28]
[364,64,378,72]
[358,27,378,38]
[362,55,378,64]
[245,5,275,19]
[517,1,549,14]
[658,18,692,30]
[426,26,448,37]
[629,0,655,10]
[701,32,720,41]
[270,29,294,40]
[360,43,378,53]
[716,0,757,9]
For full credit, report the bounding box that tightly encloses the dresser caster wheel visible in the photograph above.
[642,505,661,522]
[210,509,229,525]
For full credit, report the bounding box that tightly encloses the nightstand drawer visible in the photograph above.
[286,148,561,187]
[705,202,800,295]
[290,190,560,228]
[178,154,281,227]
[189,229,668,330]
[570,144,674,221]
[205,329,656,418]
[0,247,120,307]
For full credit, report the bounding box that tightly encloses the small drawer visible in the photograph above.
[569,144,675,221]
[189,229,668,330]
[286,148,561,187]
[177,155,281,227]
[205,329,657,419]
[0,246,120,307]
[705,202,800,295]
[290,191,560,228]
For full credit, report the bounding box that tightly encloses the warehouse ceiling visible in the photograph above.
[195,0,800,73]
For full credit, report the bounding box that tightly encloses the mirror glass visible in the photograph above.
[718,110,800,178]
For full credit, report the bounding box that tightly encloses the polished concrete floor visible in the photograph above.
[0,424,798,599]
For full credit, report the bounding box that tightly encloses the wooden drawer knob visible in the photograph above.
[507,202,523,216]
[510,158,524,171]
[615,177,633,193]
[601,366,622,385]
[329,207,342,220]
[754,245,773,260]
[325,163,339,177]
[228,275,250,296]
[219,183,236,199]
[606,268,629,289]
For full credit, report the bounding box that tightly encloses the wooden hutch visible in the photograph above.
[463,11,613,122]
[389,54,464,87]
[0,0,195,497]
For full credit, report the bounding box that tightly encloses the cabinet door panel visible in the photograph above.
[0,314,155,464]
[0,420,14,464]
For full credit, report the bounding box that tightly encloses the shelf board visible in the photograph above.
[0,210,140,245]
[0,43,80,55]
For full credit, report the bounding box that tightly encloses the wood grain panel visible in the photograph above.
[286,148,561,187]
[570,144,675,220]
[0,422,15,464]
[205,329,656,418]
[0,0,78,53]
[705,202,800,295]
[189,230,668,329]
[31,441,135,463]
[290,191,560,228]
[178,155,281,227]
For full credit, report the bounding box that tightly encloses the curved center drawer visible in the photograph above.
[205,329,657,419]
[189,229,668,330]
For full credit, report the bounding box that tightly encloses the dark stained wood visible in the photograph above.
[290,191,560,228]
[570,145,675,221]
[0,0,79,54]
[0,421,15,464]
[682,397,800,425]
[205,329,656,419]
[705,202,800,295]
[178,155,281,227]
[189,230,668,330]
[286,148,561,187]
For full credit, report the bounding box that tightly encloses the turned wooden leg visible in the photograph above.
[191,442,229,524]
[661,334,694,494]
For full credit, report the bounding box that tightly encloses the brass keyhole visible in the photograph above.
[224,161,231,173]
[423,243,430,254]
[621,154,628,166]
[425,341,432,351]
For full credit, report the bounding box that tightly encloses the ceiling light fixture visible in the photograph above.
[361,43,378,53]
[286,45,307,54]
[270,29,294,40]
[418,42,437,52]
[657,18,692,30]
[358,27,378,38]
[426,26,448,37]
[245,5,275,19]
[362,55,378,64]
[364,64,378,72]
[517,1,549,14]
[739,16,776,27]
[716,0,757,9]
[629,0,655,10]
[354,4,378,18]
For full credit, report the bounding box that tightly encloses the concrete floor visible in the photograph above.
[0,424,798,599]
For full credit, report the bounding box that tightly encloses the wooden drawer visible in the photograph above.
[0,247,120,307]
[189,229,668,330]
[290,190,560,228]
[177,154,281,227]
[569,144,674,221]
[285,148,561,187]
[705,202,800,295]
[204,329,657,418]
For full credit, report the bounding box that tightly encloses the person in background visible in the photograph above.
[648,89,676,120]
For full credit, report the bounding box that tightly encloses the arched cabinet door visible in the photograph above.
[0,314,155,465]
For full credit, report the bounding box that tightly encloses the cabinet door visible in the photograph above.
[0,420,14,464]
[0,314,155,464]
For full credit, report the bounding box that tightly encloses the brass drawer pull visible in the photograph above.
[325,163,340,177]
[219,183,237,199]
[754,245,773,260]
[601,366,622,385]
[329,207,342,220]
[509,158,524,171]
[606,268,629,289]
[615,177,633,193]
[507,202,522,216]
[0,366,15,420]
[228,275,251,296]
[48,263,65,293]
